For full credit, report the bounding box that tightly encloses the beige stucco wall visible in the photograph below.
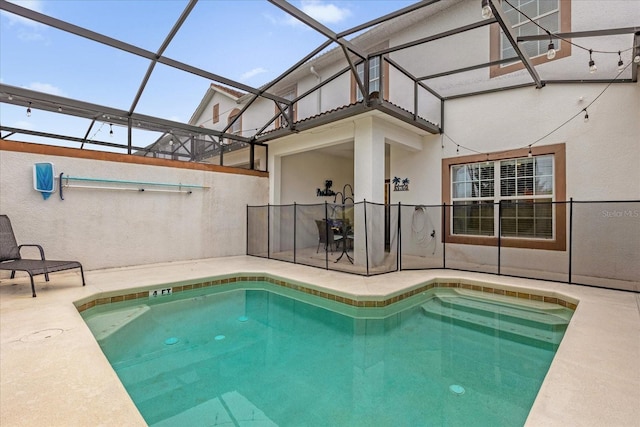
[0,143,269,271]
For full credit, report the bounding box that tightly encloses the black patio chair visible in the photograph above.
[0,215,85,297]
[315,219,343,253]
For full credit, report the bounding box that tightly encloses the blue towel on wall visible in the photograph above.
[35,163,54,200]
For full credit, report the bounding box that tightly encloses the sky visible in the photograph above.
[0,0,416,148]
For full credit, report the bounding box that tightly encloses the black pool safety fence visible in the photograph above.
[246,200,640,293]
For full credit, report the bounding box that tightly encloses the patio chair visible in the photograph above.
[0,215,85,297]
[315,219,343,253]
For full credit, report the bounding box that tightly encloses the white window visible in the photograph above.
[355,56,381,101]
[501,0,560,62]
[451,155,554,239]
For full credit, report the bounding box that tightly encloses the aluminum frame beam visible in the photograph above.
[0,84,250,143]
[383,56,442,100]
[268,0,366,60]
[418,57,520,80]
[373,18,497,57]
[517,26,640,42]
[633,32,640,82]
[221,38,334,136]
[0,0,288,106]
[337,0,442,39]
[489,0,543,89]
[0,126,154,153]
[129,0,198,115]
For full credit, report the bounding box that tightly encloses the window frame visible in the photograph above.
[489,0,572,78]
[442,143,566,250]
[350,56,390,103]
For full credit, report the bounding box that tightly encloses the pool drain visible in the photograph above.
[214,335,226,341]
[449,384,465,395]
[164,337,179,345]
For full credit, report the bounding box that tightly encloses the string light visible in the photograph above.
[528,145,532,157]
[546,32,556,60]
[583,109,589,123]
[503,0,635,77]
[456,144,459,154]
[588,49,597,73]
[481,0,493,19]
[109,123,114,137]
[26,102,32,117]
[58,106,62,113]
[617,51,624,71]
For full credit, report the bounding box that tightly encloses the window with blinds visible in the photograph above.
[451,155,555,239]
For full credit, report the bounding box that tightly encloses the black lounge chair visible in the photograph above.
[0,215,85,297]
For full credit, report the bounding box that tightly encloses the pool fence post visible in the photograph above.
[568,198,573,284]
[497,201,502,275]
[324,201,329,270]
[364,200,370,276]
[246,204,249,255]
[267,204,271,259]
[293,202,297,264]
[442,203,446,269]
[397,202,402,272]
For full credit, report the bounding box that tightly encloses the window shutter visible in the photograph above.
[213,104,219,124]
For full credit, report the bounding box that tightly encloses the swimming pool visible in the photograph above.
[81,281,573,426]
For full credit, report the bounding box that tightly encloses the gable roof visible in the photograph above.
[189,83,247,125]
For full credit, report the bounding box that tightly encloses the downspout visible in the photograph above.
[310,66,321,114]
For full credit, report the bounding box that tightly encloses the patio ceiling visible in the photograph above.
[0,0,638,157]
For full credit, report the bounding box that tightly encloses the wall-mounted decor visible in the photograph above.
[392,176,410,191]
[317,179,336,197]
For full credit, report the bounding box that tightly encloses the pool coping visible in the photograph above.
[74,273,579,313]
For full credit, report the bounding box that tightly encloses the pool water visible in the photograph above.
[82,284,573,426]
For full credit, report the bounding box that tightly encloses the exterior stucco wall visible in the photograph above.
[389,82,639,281]
[281,150,353,205]
[0,144,269,271]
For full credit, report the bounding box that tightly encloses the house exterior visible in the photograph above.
[189,0,639,282]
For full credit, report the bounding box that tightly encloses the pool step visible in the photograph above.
[85,305,151,341]
[421,296,569,345]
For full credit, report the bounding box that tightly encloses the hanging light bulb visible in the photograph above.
[7,95,13,101]
[58,106,63,113]
[588,49,597,73]
[634,54,640,64]
[547,41,556,60]
[583,109,589,123]
[109,123,114,137]
[26,102,32,117]
[528,146,533,158]
[616,51,624,71]
[456,145,460,155]
[546,32,556,60]
[481,0,493,19]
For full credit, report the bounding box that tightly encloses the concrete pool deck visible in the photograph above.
[1,256,638,426]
